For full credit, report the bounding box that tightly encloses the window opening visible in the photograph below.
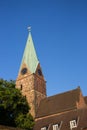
[53,124,59,130]
[41,127,47,130]
[53,122,63,130]
[20,84,23,90]
[70,120,77,129]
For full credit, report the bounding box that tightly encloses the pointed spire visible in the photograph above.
[19,30,39,73]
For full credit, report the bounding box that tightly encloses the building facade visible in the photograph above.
[16,31,87,130]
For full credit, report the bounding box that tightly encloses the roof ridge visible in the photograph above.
[46,86,81,99]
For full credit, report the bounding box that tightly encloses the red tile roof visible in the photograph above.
[36,87,81,118]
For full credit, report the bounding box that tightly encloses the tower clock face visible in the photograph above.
[38,69,42,76]
[21,68,27,75]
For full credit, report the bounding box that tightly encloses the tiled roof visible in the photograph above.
[34,108,87,130]
[36,87,81,118]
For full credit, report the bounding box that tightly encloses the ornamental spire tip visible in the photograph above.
[27,26,31,32]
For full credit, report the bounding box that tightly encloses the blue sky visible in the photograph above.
[0,0,87,96]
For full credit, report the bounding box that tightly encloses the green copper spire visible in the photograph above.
[20,31,39,73]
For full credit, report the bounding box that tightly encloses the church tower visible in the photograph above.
[16,29,46,117]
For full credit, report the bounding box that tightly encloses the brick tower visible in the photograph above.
[16,30,46,117]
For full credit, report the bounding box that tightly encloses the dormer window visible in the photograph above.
[41,127,47,130]
[70,120,77,129]
[53,124,59,130]
[53,122,63,130]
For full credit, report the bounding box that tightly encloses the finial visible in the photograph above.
[27,26,31,32]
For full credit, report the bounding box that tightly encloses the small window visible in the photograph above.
[20,84,23,90]
[53,124,59,130]
[70,120,77,129]
[41,127,47,130]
